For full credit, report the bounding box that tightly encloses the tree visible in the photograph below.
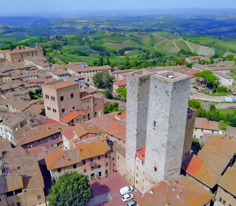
[104,89,113,99]
[104,102,119,114]
[98,56,104,66]
[176,58,185,65]
[189,100,201,110]
[116,87,127,100]
[93,70,114,89]
[106,57,110,66]
[209,104,216,112]
[195,70,217,84]
[93,60,98,66]
[48,172,92,206]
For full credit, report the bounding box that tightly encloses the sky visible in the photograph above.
[1,0,236,16]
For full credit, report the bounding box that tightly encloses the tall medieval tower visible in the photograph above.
[126,70,191,192]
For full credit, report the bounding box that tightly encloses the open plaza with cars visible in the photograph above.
[88,173,142,206]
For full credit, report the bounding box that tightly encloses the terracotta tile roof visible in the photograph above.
[87,112,126,141]
[182,136,236,188]
[0,138,12,157]
[6,173,24,192]
[137,176,213,206]
[28,77,47,84]
[4,148,44,189]
[42,80,75,90]
[113,78,127,87]
[76,137,110,160]
[16,123,64,146]
[218,165,236,196]
[194,118,219,131]
[189,56,201,60]
[66,64,111,73]
[34,137,63,148]
[73,123,103,139]
[60,111,87,124]
[136,147,145,162]
[61,128,75,140]
[45,147,81,170]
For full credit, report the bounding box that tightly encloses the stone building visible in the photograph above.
[4,43,44,63]
[125,70,193,193]
[0,147,45,206]
[42,81,82,122]
[42,80,104,122]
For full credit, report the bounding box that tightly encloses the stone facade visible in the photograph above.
[214,187,236,206]
[125,72,150,185]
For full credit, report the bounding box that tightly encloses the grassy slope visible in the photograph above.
[154,41,179,53]
[174,39,191,52]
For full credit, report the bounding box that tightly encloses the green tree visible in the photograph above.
[104,102,120,114]
[116,87,127,101]
[104,89,113,99]
[176,58,185,65]
[98,57,104,66]
[106,57,110,66]
[230,117,236,127]
[189,100,201,110]
[93,60,98,66]
[93,70,114,89]
[209,105,216,112]
[48,172,92,206]
[195,70,217,84]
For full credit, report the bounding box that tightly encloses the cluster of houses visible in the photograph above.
[0,45,236,206]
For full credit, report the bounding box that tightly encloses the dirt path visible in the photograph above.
[172,40,180,52]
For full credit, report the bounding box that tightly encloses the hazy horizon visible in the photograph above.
[1,0,236,16]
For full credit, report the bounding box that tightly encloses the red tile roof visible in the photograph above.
[137,176,213,206]
[136,147,145,162]
[59,111,87,124]
[189,56,201,60]
[61,128,75,140]
[194,118,219,131]
[182,136,236,188]
[113,78,127,87]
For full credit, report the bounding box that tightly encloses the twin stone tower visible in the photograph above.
[125,69,195,193]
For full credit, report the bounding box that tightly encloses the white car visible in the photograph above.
[122,194,134,202]
[120,186,134,195]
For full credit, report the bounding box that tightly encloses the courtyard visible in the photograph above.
[88,173,142,206]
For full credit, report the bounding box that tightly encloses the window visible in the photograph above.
[154,121,156,127]
[98,156,100,160]
[72,106,75,110]
[212,130,214,133]
[71,93,74,98]
[45,94,49,99]
[84,169,87,173]
[136,173,138,177]
[136,180,138,184]
[60,96,64,101]
[47,107,51,111]
[6,191,14,197]
[83,160,86,164]
[105,154,108,158]
[113,164,115,166]
[90,158,93,162]
[195,128,197,131]
[194,135,196,137]
[51,96,55,101]
[37,195,41,200]
[154,167,157,172]
[222,200,226,206]
[73,164,76,169]
[201,129,203,133]
[62,109,65,113]
[53,109,57,113]
[219,198,222,203]
[112,158,114,161]
[98,165,101,168]
[106,162,108,166]
[83,116,85,118]
[58,168,61,173]
[15,188,22,195]
[16,202,21,206]
[118,156,119,159]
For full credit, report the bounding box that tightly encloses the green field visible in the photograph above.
[54,53,120,65]
[154,41,179,53]
[218,109,234,116]
[174,39,191,52]
[182,36,215,45]
[219,120,227,130]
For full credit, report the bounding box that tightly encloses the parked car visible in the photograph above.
[127,200,137,206]
[122,194,134,202]
[193,86,199,90]
[120,186,134,195]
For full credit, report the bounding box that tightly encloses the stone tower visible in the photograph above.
[125,71,151,185]
[36,43,44,57]
[143,71,191,192]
